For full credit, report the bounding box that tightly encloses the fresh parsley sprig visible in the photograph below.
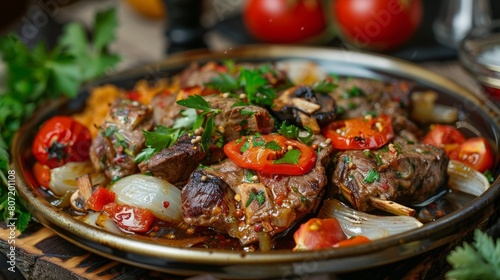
[446,229,500,280]
[206,62,278,107]
[0,8,120,232]
[176,95,222,150]
[278,122,314,144]
[134,126,186,163]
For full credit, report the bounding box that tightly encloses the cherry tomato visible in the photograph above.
[243,0,328,43]
[322,115,394,150]
[224,134,317,176]
[33,162,51,187]
[103,203,155,233]
[455,137,494,173]
[333,235,371,248]
[32,116,92,168]
[422,124,466,160]
[293,218,347,251]
[87,187,116,211]
[333,0,423,51]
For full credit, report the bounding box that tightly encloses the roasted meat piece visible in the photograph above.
[332,138,449,212]
[89,98,154,181]
[137,134,225,187]
[182,135,334,245]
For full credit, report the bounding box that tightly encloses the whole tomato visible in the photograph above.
[243,0,328,44]
[333,0,423,51]
[32,116,92,168]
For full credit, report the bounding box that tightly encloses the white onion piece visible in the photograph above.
[275,59,327,85]
[78,212,122,235]
[411,90,458,124]
[318,199,423,240]
[109,174,182,223]
[49,161,107,196]
[447,160,490,196]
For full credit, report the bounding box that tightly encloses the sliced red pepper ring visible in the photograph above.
[223,134,317,176]
[322,114,394,150]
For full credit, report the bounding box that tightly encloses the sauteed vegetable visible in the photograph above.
[30,60,494,251]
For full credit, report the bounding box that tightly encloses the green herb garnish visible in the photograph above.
[246,189,266,207]
[274,149,301,165]
[0,8,120,232]
[176,95,222,151]
[134,126,185,163]
[446,229,500,280]
[364,168,380,183]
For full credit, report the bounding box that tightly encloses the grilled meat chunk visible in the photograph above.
[332,138,449,212]
[204,95,275,142]
[330,78,420,140]
[137,134,225,187]
[182,168,237,229]
[182,135,334,245]
[89,98,154,181]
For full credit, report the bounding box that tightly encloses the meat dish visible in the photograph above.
[29,59,494,252]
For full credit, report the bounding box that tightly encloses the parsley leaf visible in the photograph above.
[446,229,500,280]
[364,168,380,183]
[176,95,221,150]
[245,189,266,207]
[0,8,120,232]
[313,80,338,94]
[134,126,185,163]
[274,149,301,165]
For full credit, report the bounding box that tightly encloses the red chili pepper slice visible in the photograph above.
[223,134,316,176]
[87,187,116,211]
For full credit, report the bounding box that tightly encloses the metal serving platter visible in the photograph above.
[12,45,500,279]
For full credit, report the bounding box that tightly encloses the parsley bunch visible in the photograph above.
[0,8,120,232]
[446,229,500,280]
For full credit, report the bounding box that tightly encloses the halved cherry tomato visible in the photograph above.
[87,187,116,211]
[293,218,347,251]
[422,125,466,155]
[32,116,92,168]
[455,137,494,173]
[322,115,394,150]
[103,203,154,233]
[224,134,316,176]
[33,162,51,187]
[333,235,371,248]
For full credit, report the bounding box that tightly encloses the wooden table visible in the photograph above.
[2,1,499,279]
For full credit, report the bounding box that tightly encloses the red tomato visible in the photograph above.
[243,0,328,43]
[293,218,347,251]
[223,134,317,176]
[322,115,394,150]
[87,187,116,211]
[333,235,371,248]
[32,116,92,168]
[103,203,155,233]
[33,162,51,187]
[455,137,494,173]
[333,0,423,51]
[422,125,466,158]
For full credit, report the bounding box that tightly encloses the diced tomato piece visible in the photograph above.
[422,124,466,154]
[293,218,347,251]
[333,235,371,248]
[322,115,394,150]
[103,203,154,233]
[87,187,116,211]
[456,137,494,173]
[33,162,51,187]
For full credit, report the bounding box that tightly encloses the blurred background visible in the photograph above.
[1,0,499,71]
